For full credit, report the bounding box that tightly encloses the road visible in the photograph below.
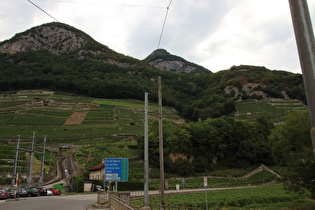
[0,194,98,210]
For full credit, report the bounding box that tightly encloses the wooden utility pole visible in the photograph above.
[289,0,315,157]
[158,76,165,208]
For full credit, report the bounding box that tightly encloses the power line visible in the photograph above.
[33,0,165,9]
[28,0,59,22]
[157,0,173,50]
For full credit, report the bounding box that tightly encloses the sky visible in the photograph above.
[1,0,315,74]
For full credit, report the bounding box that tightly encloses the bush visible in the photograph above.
[173,158,194,176]
[73,176,84,193]
[117,181,143,191]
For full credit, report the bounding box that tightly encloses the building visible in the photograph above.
[88,161,105,180]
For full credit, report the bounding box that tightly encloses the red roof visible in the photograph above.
[88,163,105,171]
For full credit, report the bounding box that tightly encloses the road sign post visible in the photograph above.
[204,177,208,210]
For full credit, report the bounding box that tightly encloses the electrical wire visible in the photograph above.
[33,0,165,9]
[28,0,59,22]
[157,0,173,50]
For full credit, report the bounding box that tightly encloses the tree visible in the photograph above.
[171,125,192,156]
[269,110,311,164]
[269,110,315,197]
[137,119,176,172]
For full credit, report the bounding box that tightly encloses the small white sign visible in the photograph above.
[204,176,207,187]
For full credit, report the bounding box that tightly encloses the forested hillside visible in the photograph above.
[0,22,306,122]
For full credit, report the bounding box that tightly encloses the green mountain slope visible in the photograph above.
[0,23,307,122]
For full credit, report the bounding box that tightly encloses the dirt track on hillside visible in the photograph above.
[64,111,88,125]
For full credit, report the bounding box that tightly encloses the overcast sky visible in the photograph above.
[1,0,315,74]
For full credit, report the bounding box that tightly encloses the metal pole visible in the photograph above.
[205,186,208,210]
[27,132,35,188]
[11,135,20,190]
[144,92,149,207]
[39,135,46,187]
[158,76,165,208]
[289,0,315,156]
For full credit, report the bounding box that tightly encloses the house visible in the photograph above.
[88,161,105,180]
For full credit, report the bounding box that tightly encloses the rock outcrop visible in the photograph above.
[143,49,212,74]
[0,24,86,55]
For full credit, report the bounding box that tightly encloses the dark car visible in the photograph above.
[27,188,39,197]
[38,188,47,196]
[49,188,61,195]
[0,189,8,199]
[16,188,28,198]
[92,185,104,192]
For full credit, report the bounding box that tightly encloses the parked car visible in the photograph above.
[46,189,53,196]
[27,188,39,197]
[16,188,28,198]
[0,189,8,199]
[49,188,61,195]
[92,185,104,192]
[5,188,13,198]
[38,188,47,196]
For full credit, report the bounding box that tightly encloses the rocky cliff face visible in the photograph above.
[148,59,200,74]
[143,49,211,74]
[0,25,86,55]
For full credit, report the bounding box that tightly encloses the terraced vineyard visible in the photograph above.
[0,90,295,189]
[0,90,184,179]
[235,99,307,123]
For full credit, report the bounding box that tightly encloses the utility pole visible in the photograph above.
[11,135,20,190]
[27,132,35,188]
[144,92,149,208]
[158,76,165,208]
[39,135,46,187]
[289,0,315,157]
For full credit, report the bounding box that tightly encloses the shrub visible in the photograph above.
[73,176,84,193]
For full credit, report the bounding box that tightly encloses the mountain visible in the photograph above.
[0,22,145,68]
[0,22,307,122]
[143,49,212,74]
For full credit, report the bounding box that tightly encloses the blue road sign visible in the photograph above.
[105,158,128,181]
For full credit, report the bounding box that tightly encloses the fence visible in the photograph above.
[97,192,142,210]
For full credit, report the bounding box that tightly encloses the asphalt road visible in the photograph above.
[0,194,98,210]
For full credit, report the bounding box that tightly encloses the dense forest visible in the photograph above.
[137,116,275,176]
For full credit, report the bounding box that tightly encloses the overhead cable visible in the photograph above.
[28,0,59,22]
[33,0,165,9]
[157,0,173,49]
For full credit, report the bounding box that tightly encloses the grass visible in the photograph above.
[228,199,315,210]
[132,185,311,209]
